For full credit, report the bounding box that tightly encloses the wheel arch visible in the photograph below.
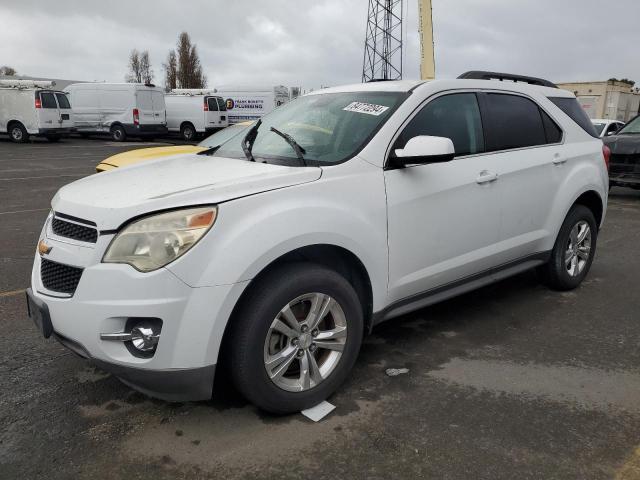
[572,190,604,228]
[216,243,374,368]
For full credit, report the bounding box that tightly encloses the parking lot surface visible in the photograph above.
[1,138,640,479]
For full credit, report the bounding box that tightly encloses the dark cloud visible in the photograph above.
[0,0,638,89]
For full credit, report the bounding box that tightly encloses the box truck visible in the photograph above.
[0,80,73,143]
[64,83,168,141]
[165,92,229,140]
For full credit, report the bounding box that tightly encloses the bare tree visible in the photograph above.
[126,49,142,83]
[163,50,177,92]
[139,51,154,84]
[0,66,17,76]
[175,32,207,89]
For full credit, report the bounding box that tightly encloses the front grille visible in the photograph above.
[40,259,83,295]
[52,217,98,243]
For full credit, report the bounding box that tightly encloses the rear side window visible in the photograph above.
[548,97,599,138]
[482,93,546,151]
[55,93,71,109]
[217,97,227,111]
[540,109,562,143]
[40,92,57,109]
[207,97,219,111]
[395,93,484,156]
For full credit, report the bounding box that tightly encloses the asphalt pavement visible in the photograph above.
[1,137,639,479]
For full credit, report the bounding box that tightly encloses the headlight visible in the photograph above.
[103,206,217,272]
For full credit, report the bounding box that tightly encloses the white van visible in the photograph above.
[0,80,73,143]
[211,86,290,124]
[165,93,228,141]
[64,83,168,141]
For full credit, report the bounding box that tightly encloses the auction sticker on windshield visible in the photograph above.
[343,102,390,116]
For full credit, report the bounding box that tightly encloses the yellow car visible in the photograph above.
[96,122,252,172]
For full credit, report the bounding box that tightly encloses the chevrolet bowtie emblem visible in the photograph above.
[38,239,52,256]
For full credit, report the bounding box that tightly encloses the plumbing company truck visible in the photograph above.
[214,86,290,124]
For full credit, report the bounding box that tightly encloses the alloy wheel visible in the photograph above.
[565,220,591,277]
[263,293,347,392]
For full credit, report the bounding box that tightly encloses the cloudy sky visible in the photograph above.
[1,0,639,90]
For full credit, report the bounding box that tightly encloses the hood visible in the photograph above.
[603,134,640,155]
[53,154,322,230]
[97,145,206,171]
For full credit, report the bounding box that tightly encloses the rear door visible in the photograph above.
[217,97,229,127]
[478,92,565,262]
[150,89,166,126]
[136,89,156,126]
[36,91,61,130]
[54,92,73,130]
[204,96,223,129]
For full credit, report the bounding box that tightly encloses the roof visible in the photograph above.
[307,78,573,98]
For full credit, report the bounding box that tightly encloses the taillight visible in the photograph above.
[133,108,139,125]
[35,97,42,109]
[602,144,611,171]
[203,99,208,111]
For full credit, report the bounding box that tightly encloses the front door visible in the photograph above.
[384,92,502,303]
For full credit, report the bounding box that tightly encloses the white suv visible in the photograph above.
[27,71,609,413]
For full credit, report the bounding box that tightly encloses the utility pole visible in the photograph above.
[362,0,403,82]
[419,0,435,80]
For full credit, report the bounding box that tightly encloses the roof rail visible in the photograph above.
[457,71,557,89]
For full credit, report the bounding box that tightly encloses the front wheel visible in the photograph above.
[228,263,363,414]
[538,205,597,290]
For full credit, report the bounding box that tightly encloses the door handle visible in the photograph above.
[552,154,567,165]
[476,170,498,184]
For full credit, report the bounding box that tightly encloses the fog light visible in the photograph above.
[100,318,162,358]
[130,326,159,352]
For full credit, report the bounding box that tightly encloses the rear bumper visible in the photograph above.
[123,124,168,137]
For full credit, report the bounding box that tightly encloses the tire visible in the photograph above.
[180,123,196,141]
[46,135,60,143]
[9,123,29,143]
[110,125,126,142]
[228,263,364,414]
[537,205,597,291]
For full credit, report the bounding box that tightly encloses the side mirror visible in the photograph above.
[392,136,455,167]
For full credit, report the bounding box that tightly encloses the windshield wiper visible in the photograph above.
[242,119,262,162]
[270,127,307,166]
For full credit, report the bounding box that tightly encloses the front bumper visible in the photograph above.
[29,224,247,402]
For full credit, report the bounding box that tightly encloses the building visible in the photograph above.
[557,80,640,122]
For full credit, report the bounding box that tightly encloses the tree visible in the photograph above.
[175,32,207,89]
[163,50,177,92]
[126,49,153,84]
[126,49,142,83]
[0,66,17,76]
[139,51,154,84]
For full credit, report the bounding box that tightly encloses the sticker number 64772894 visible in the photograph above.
[343,102,390,116]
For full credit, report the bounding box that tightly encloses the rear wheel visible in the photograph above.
[180,123,196,141]
[9,123,29,143]
[110,125,126,142]
[537,205,597,290]
[228,263,363,414]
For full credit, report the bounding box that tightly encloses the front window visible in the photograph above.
[617,117,640,134]
[213,91,407,165]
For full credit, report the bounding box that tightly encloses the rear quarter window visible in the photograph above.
[548,97,599,138]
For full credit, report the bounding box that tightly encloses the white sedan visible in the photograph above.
[592,118,624,138]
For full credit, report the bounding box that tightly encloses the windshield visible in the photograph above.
[617,116,640,134]
[213,91,408,165]
[198,124,250,148]
[592,123,605,135]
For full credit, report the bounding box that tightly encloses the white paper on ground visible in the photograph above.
[301,401,336,422]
